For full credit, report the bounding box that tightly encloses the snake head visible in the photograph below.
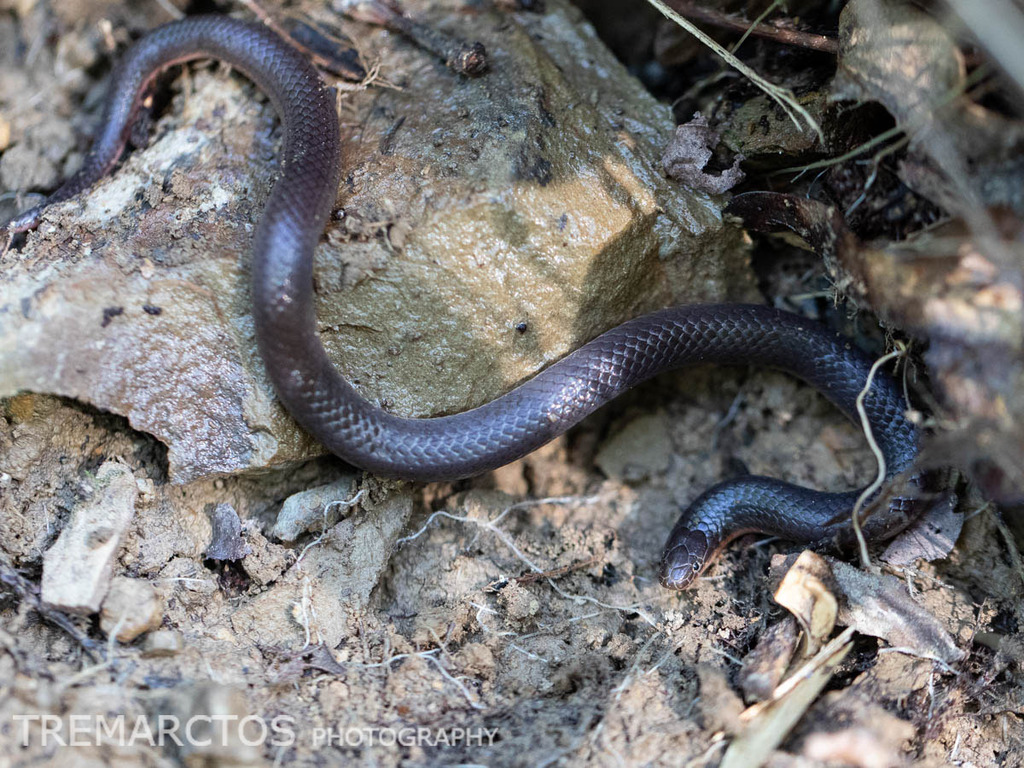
[659,529,709,590]
[3,204,44,238]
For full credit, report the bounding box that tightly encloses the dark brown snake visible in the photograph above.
[6,16,921,589]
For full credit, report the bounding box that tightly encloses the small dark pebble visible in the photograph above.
[101,307,124,328]
[142,304,163,315]
[515,321,528,334]
[205,503,251,562]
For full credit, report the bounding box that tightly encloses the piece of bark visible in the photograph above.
[738,616,801,703]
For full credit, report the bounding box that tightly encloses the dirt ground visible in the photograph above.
[1,1,1023,767]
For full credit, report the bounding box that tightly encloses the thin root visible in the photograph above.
[851,342,909,572]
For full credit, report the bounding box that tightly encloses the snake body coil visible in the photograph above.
[8,17,920,589]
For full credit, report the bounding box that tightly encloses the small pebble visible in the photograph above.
[100,576,164,642]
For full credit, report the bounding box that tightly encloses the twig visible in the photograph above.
[774,63,993,180]
[711,388,745,450]
[397,495,598,549]
[611,632,662,698]
[730,0,784,54]
[420,651,484,709]
[664,0,838,54]
[341,0,488,76]
[773,124,906,179]
[297,576,323,648]
[401,509,545,570]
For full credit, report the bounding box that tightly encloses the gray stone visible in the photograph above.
[272,475,359,542]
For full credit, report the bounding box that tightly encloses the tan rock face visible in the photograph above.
[0,0,752,482]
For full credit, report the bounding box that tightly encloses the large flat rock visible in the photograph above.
[0,0,753,482]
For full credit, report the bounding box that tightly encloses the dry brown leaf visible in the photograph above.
[773,550,838,657]
[882,490,962,566]
[831,560,964,664]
